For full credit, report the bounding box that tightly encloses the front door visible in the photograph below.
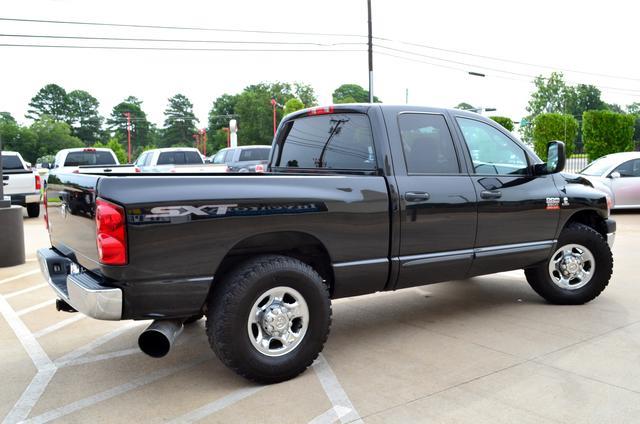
[392,112,478,289]
[453,116,561,276]
[610,158,640,207]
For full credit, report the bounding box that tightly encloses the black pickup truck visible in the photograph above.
[38,104,615,383]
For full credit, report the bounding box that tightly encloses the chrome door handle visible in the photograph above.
[404,191,430,202]
[480,190,502,199]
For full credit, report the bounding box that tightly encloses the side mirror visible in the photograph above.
[535,141,565,175]
[610,171,621,179]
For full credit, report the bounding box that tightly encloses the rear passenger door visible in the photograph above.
[391,112,478,289]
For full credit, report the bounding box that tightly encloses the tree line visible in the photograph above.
[0,82,376,164]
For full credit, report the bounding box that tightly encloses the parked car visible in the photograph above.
[209,145,271,172]
[579,151,640,209]
[135,147,226,173]
[39,104,615,384]
[1,151,42,217]
[51,148,137,175]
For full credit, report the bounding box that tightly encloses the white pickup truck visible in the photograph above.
[134,147,227,173]
[1,151,42,217]
[51,148,138,174]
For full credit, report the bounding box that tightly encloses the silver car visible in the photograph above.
[580,151,640,209]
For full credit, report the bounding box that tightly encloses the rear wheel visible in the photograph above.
[206,255,331,383]
[26,203,40,218]
[525,223,613,304]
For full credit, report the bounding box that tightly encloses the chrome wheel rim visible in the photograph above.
[247,286,309,357]
[548,243,595,290]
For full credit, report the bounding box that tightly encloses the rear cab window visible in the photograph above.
[273,113,376,171]
[157,151,204,165]
[239,148,270,162]
[64,150,117,166]
[1,155,25,170]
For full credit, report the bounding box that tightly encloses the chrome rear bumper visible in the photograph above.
[37,248,122,320]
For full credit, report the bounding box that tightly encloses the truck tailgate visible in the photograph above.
[46,172,103,271]
[3,170,34,195]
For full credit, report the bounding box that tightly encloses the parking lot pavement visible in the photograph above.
[1,213,640,423]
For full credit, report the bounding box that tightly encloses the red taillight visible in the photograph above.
[96,199,127,265]
[83,148,96,152]
[134,167,141,173]
[72,169,80,174]
[35,174,41,190]
[254,164,265,173]
[43,190,49,230]
[308,106,334,116]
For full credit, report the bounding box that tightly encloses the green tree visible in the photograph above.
[605,103,624,113]
[332,84,380,103]
[489,116,514,131]
[0,112,16,124]
[627,102,640,115]
[522,73,572,142]
[532,113,578,159]
[94,138,127,163]
[582,110,635,161]
[292,82,318,108]
[162,94,199,147]
[208,94,239,131]
[565,84,606,117]
[67,90,103,144]
[454,102,476,111]
[284,98,305,116]
[26,83,69,122]
[107,97,152,152]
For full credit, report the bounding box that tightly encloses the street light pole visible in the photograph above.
[271,97,277,136]
[367,0,373,103]
[124,112,132,163]
[0,135,7,208]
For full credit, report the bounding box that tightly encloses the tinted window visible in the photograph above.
[157,151,203,165]
[134,152,147,166]
[211,150,228,164]
[64,151,117,166]
[276,114,375,170]
[239,148,270,162]
[399,114,459,174]
[614,159,640,177]
[1,155,24,170]
[456,118,528,175]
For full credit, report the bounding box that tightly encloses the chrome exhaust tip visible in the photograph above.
[138,319,184,358]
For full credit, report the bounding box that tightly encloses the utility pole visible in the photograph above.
[0,135,7,208]
[271,97,277,136]
[367,0,373,103]
[124,112,132,163]
[405,88,409,105]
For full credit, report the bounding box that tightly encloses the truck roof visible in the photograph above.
[145,147,201,153]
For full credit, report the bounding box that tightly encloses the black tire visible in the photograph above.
[525,223,613,305]
[26,203,40,218]
[183,314,203,325]
[206,255,331,384]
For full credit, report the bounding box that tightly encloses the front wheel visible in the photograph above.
[206,255,331,383]
[525,223,613,304]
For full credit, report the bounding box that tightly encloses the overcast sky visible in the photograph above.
[2,0,639,130]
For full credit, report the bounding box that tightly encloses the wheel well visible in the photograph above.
[564,210,607,238]
[213,231,335,294]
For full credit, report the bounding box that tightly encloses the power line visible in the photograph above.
[0,43,366,53]
[374,36,640,83]
[0,33,364,47]
[0,17,366,38]
[377,51,640,98]
[375,46,640,95]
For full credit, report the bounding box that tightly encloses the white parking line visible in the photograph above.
[0,295,55,423]
[17,299,55,316]
[309,405,353,424]
[54,321,141,366]
[34,314,85,339]
[167,386,265,424]
[0,269,40,285]
[4,367,56,424]
[313,354,362,424]
[57,347,140,368]
[0,297,51,369]
[25,357,209,424]
[5,283,48,299]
